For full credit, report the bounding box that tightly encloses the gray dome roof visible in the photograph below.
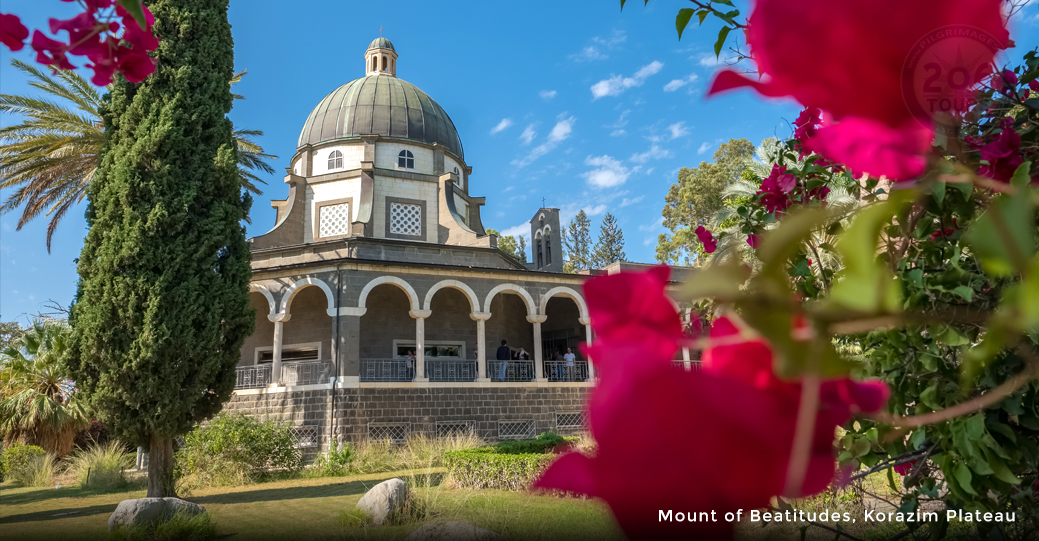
[297,76,464,158]
[368,37,395,51]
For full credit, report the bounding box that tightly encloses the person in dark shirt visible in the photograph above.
[496,339,510,381]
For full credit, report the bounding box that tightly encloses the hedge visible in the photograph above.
[443,433,579,491]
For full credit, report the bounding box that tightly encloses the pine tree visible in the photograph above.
[562,210,591,272]
[66,0,253,498]
[591,212,627,268]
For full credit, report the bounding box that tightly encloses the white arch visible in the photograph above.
[358,275,420,312]
[279,277,336,315]
[423,279,480,312]
[534,230,542,239]
[539,286,589,320]
[483,283,537,317]
[542,225,552,235]
[249,285,277,316]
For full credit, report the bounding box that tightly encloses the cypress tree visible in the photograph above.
[562,209,592,271]
[67,0,253,497]
[591,212,627,268]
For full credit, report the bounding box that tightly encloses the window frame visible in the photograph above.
[397,149,415,169]
[384,196,427,240]
[313,197,354,241]
[327,149,344,171]
[254,342,323,364]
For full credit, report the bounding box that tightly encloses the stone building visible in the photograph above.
[225,38,696,449]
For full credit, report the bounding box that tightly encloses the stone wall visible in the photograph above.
[224,386,591,448]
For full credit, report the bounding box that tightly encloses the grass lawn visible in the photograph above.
[0,470,623,540]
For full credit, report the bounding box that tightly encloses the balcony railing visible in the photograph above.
[672,360,704,372]
[361,358,414,382]
[426,359,478,382]
[236,364,272,389]
[489,360,535,382]
[281,360,334,386]
[544,360,589,382]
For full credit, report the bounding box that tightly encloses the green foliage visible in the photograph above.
[0,319,90,457]
[176,414,303,489]
[66,440,133,491]
[2,442,46,476]
[493,432,573,454]
[443,433,575,491]
[486,229,526,263]
[314,439,354,477]
[591,212,626,267]
[109,512,218,541]
[9,451,56,487]
[0,322,23,353]
[563,210,593,272]
[66,0,255,496]
[658,138,756,265]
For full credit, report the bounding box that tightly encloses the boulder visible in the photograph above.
[355,478,410,525]
[108,497,206,532]
[405,521,500,540]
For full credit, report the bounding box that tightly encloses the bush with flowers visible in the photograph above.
[536,1,1039,540]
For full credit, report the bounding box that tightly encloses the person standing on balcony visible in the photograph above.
[407,350,416,381]
[496,339,510,381]
[563,347,576,382]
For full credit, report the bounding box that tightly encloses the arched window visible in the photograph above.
[327,150,343,170]
[371,56,377,72]
[381,56,387,71]
[398,150,415,169]
[536,235,543,268]
[545,233,552,265]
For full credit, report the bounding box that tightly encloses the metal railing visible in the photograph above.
[360,358,414,382]
[488,360,535,382]
[236,364,272,389]
[281,360,334,386]
[426,359,478,382]
[544,361,589,382]
[672,360,704,372]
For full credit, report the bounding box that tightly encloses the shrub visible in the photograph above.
[66,440,133,491]
[110,512,217,541]
[2,442,46,482]
[177,413,303,489]
[493,432,573,455]
[9,451,56,487]
[443,449,553,491]
[314,439,354,476]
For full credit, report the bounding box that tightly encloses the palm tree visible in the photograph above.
[0,60,276,251]
[0,319,90,457]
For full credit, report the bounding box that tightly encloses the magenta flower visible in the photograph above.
[977,117,1024,183]
[793,106,822,143]
[757,164,796,214]
[0,13,29,51]
[747,234,761,249]
[695,226,718,254]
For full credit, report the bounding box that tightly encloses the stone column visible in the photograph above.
[329,307,365,380]
[410,310,432,382]
[269,313,290,387]
[579,317,595,382]
[681,308,692,371]
[527,315,547,381]
[471,312,492,382]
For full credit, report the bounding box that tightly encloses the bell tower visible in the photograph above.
[365,37,398,77]
[529,208,563,273]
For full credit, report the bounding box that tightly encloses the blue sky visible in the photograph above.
[3,1,1039,322]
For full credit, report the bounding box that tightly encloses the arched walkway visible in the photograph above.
[538,286,588,320]
[358,275,420,313]
[482,284,536,317]
[423,279,479,313]
[279,277,336,315]
[250,285,277,316]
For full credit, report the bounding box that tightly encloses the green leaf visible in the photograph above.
[714,26,732,57]
[117,0,149,30]
[678,262,751,301]
[935,325,970,346]
[697,10,710,25]
[887,466,899,493]
[851,438,871,458]
[953,462,978,495]
[965,162,1035,276]
[920,382,941,410]
[713,0,735,5]
[676,9,695,40]
[1019,254,1039,328]
[951,286,973,302]
[981,447,1020,484]
[932,181,946,206]
[910,429,927,450]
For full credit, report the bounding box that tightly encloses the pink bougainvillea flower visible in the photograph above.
[978,117,1024,183]
[793,106,822,143]
[803,118,934,181]
[31,31,77,70]
[1030,80,1039,92]
[747,233,761,249]
[535,269,890,538]
[709,0,1008,181]
[757,164,797,214]
[894,460,919,476]
[993,70,1019,93]
[0,13,29,51]
[694,226,717,254]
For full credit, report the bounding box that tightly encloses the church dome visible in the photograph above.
[297,39,464,158]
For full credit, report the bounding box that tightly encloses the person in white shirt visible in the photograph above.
[563,347,576,381]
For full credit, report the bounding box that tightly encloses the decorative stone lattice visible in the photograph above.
[555,412,586,429]
[436,420,475,439]
[389,202,422,236]
[498,420,535,440]
[319,202,350,237]
[368,422,411,443]
[289,426,319,448]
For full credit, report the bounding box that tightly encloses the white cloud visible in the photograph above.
[571,46,608,62]
[668,122,690,140]
[582,155,638,188]
[490,118,513,134]
[585,204,608,215]
[519,124,537,145]
[539,90,557,101]
[639,217,665,232]
[610,129,627,137]
[594,29,627,47]
[499,223,531,240]
[512,116,576,167]
[697,52,741,68]
[630,144,672,164]
[590,60,664,100]
[620,196,644,207]
[697,142,712,155]
[663,73,699,92]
